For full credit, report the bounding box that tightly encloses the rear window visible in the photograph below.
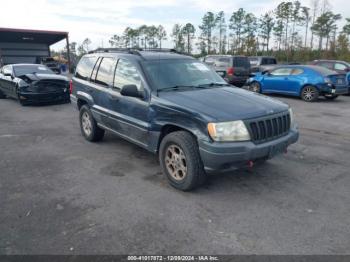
[75,56,98,80]
[262,58,277,65]
[310,65,337,76]
[233,57,250,68]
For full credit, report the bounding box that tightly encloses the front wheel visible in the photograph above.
[159,131,206,191]
[79,105,105,142]
[250,81,261,93]
[301,85,319,102]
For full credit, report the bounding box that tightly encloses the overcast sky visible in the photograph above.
[1,0,349,51]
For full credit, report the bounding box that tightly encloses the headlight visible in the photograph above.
[324,77,332,85]
[288,108,295,127]
[207,120,250,142]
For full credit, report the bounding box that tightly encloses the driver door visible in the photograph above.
[262,67,293,93]
[107,58,150,148]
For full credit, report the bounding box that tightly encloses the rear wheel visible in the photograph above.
[159,131,206,191]
[250,81,261,93]
[79,105,105,142]
[301,85,319,102]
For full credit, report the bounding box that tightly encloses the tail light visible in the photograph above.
[69,80,73,94]
[227,67,234,76]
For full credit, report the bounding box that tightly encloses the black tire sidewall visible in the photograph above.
[159,131,205,191]
[250,81,261,93]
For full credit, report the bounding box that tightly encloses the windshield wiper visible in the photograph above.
[157,85,204,93]
[197,82,231,87]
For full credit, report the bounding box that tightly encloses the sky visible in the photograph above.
[0,0,349,51]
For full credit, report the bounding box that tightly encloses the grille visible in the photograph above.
[247,112,291,144]
[34,80,68,92]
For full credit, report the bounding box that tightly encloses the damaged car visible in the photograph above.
[0,64,70,105]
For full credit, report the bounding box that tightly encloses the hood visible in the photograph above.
[157,87,289,122]
[18,73,68,82]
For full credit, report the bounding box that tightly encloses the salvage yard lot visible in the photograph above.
[1,95,350,254]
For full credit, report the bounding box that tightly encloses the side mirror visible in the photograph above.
[120,84,142,98]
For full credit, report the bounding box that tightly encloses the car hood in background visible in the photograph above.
[157,87,289,122]
[18,73,68,82]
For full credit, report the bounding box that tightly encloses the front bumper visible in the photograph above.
[19,91,70,104]
[198,128,299,172]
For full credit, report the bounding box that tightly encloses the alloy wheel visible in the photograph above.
[164,144,187,181]
[81,111,92,136]
[302,87,315,101]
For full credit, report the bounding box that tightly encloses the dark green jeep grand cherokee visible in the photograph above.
[70,49,299,191]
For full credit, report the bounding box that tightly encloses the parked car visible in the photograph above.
[41,57,61,74]
[249,56,278,73]
[311,59,350,74]
[247,65,349,102]
[0,64,70,105]
[70,49,298,191]
[203,55,251,87]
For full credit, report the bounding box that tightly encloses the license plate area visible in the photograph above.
[268,142,287,158]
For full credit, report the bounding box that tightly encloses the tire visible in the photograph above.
[79,105,105,142]
[301,85,319,102]
[325,94,338,100]
[250,81,261,93]
[159,131,206,191]
[0,90,6,99]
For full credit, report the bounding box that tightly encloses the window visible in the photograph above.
[95,57,116,87]
[114,59,142,91]
[318,62,333,70]
[291,68,304,75]
[75,56,98,80]
[233,57,250,68]
[270,68,293,76]
[334,63,347,71]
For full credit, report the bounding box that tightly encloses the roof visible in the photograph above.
[87,49,193,61]
[0,27,68,46]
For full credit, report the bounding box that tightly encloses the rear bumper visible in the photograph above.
[318,84,349,95]
[198,128,299,172]
[225,76,249,87]
[19,91,70,103]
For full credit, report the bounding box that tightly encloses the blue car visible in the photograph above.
[247,65,349,102]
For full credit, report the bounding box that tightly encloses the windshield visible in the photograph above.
[143,59,227,91]
[13,65,54,76]
[249,57,259,65]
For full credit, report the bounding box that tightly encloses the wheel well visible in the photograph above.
[77,99,88,110]
[300,84,318,95]
[157,124,194,151]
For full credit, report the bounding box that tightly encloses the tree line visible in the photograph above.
[63,0,350,63]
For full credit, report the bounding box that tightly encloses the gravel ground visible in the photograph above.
[0,94,350,255]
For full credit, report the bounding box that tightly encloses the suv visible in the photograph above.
[203,55,251,87]
[311,60,350,74]
[249,56,277,73]
[71,49,299,191]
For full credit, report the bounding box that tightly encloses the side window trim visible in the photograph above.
[90,57,102,82]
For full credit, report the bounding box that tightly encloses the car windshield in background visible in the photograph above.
[310,65,338,76]
[13,65,54,76]
[143,60,227,91]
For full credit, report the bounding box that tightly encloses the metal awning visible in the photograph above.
[0,28,68,45]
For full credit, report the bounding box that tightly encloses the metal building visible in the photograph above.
[0,28,70,68]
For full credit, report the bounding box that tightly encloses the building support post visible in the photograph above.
[66,34,71,73]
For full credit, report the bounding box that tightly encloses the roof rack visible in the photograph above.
[88,47,192,57]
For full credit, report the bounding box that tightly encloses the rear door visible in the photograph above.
[262,67,293,93]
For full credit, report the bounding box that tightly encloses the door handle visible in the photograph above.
[108,94,119,101]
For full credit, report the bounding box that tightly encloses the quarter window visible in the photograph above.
[75,56,98,80]
[114,59,142,91]
[95,57,116,87]
[334,63,347,71]
[291,68,304,75]
[270,68,293,76]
